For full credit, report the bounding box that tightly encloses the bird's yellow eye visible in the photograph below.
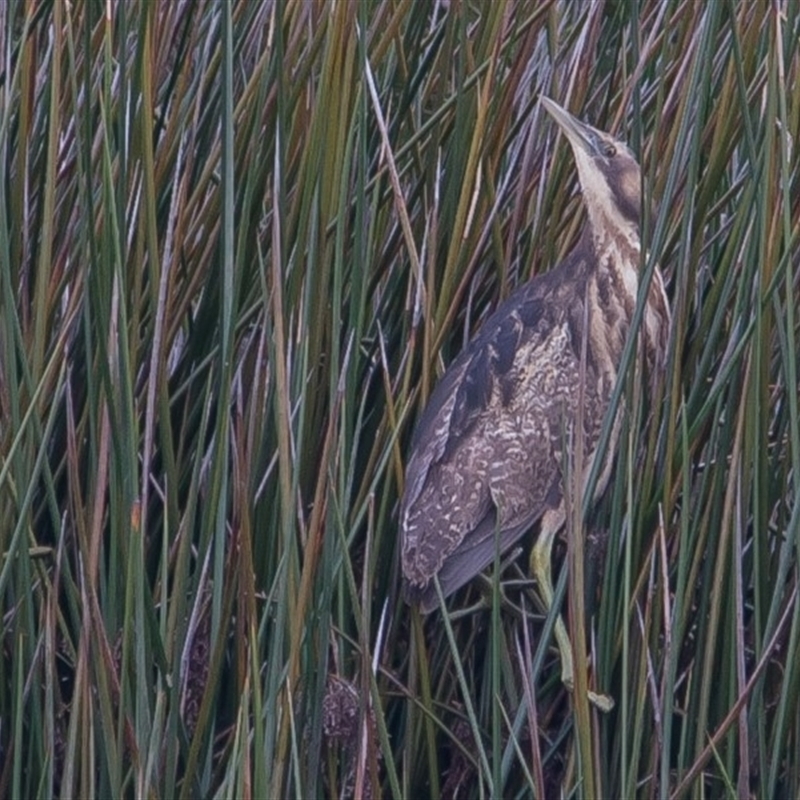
[604,143,617,158]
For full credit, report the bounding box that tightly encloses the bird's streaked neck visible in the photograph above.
[588,203,641,309]
[586,202,671,382]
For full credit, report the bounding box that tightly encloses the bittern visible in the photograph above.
[400,97,670,692]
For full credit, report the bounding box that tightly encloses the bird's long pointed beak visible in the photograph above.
[540,96,595,156]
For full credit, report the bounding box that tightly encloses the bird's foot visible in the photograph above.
[586,688,615,712]
[557,626,614,712]
[560,672,615,712]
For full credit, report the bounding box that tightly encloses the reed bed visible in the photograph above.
[1,1,798,797]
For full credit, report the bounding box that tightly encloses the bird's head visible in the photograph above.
[541,97,642,245]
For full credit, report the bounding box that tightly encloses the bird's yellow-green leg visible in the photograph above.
[530,510,574,688]
[531,510,614,711]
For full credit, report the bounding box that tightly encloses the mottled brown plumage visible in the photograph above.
[400,98,670,679]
